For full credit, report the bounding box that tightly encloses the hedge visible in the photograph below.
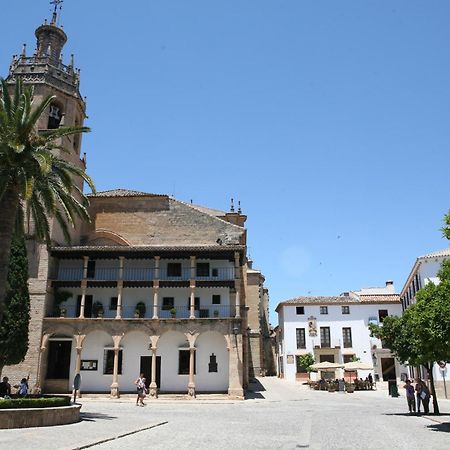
[0,396,71,409]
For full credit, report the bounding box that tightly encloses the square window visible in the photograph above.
[378,310,388,323]
[196,263,210,277]
[320,306,328,315]
[296,306,305,315]
[342,327,352,348]
[212,294,221,305]
[167,263,182,277]
[296,328,306,349]
[178,350,195,375]
[162,297,174,310]
[343,354,354,364]
[212,268,219,277]
[341,305,350,315]
[103,349,122,375]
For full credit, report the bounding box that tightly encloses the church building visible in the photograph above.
[2,8,273,398]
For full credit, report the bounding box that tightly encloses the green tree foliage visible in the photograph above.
[0,78,95,321]
[442,210,450,240]
[297,353,315,372]
[369,260,450,414]
[0,232,30,376]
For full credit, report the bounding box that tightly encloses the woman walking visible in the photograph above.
[135,373,147,406]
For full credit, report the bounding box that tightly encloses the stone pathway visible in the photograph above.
[0,377,449,449]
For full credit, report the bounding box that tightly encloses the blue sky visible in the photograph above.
[3,1,449,324]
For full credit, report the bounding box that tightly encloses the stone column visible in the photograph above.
[110,335,123,398]
[154,256,160,280]
[149,347,158,398]
[36,334,50,393]
[189,287,196,319]
[188,347,196,398]
[79,256,89,319]
[74,334,86,398]
[234,252,241,318]
[152,286,159,319]
[116,283,123,319]
[228,332,244,399]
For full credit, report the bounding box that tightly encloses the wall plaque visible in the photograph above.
[80,360,98,371]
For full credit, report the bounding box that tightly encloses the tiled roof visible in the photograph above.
[419,248,450,259]
[189,204,227,217]
[359,294,400,304]
[276,294,400,311]
[51,244,245,252]
[89,189,166,198]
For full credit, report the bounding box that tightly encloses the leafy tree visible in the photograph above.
[0,79,95,322]
[297,353,315,373]
[369,260,450,414]
[442,210,450,240]
[350,355,361,362]
[0,232,30,377]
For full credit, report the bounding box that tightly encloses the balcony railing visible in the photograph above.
[87,267,119,281]
[158,305,232,319]
[56,304,233,319]
[195,267,235,281]
[55,266,235,282]
[57,267,83,281]
[123,268,155,281]
[159,268,191,281]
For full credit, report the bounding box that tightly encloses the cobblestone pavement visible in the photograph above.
[1,377,449,450]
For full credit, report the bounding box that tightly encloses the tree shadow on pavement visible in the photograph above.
[426,423,450,433]
[81,412,117,422]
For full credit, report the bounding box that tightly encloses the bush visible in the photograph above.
[0,396,71,409]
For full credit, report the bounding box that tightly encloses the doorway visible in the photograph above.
[381,357,396,381]
[76,295,93,317]
[140,356,161,388]
[47,340,72,379]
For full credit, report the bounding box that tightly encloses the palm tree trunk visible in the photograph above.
[0,185,20,323]
[427,362,440,415]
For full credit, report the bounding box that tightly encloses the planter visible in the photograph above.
[213,311,219,318]
[59,309,66,318]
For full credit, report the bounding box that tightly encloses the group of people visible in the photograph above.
[404,379,430,414]
[0,376,29,399]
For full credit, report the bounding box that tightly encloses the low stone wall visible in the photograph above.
[0,404,81,429]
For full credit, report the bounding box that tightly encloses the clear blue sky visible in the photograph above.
[3,1,449,324]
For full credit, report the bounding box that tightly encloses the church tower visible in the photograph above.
[6,5,87,199]
[2,5,89,388]
[6,4,88,244]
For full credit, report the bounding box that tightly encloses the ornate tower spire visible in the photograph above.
[35,1,66,61]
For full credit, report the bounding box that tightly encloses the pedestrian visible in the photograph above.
[368,373,373,389]
[135,373,147,406]
[17,377,29,397]
[403,380,416,414]
[420,380,430,414]
[415,378,423,414]
[0,376,11,398]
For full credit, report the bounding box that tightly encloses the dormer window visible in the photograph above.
[48,104,62,129]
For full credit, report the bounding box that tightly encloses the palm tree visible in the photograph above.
[0,78,95,321]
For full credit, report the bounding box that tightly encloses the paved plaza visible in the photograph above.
[1,377,449,450]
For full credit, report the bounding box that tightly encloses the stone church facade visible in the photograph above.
[2,11,273,398]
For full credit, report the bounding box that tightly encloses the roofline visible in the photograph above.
[275,296,401,312]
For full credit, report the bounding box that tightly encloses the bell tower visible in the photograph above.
[6,2,87,190]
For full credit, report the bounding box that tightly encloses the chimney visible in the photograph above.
[386,280,394,286]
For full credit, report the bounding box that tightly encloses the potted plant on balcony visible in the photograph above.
[53,289,72,317]
[213,309,219,318]
[93,301,104,318]
[170,307,177,318]
[135,302,146,318]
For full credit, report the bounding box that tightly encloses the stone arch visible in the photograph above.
[75,330,114,392]
[120,330,150,392]
[87,229,131,246]
[157,330,190,393]
[195,331,229,393]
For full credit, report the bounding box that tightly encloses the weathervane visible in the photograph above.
[50,0,64,14]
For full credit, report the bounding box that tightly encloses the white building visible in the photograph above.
[400,248,450,397]
[276,282,406,384]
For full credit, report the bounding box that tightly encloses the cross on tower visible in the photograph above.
[50,0,64,14]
